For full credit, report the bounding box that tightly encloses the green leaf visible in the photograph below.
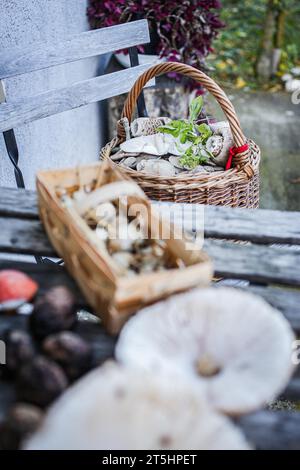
[197,123,212,134]
[186,132,197,141]
[196,123,213,142]
[180,131,188,144]
[157,125,179,137]
[189,96,203,122]
[193,136,203,145]
[170,120,186,128]
[178,142,209,169]
[179,153,200,169]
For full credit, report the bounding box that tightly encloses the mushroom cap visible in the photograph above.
[208,121,234,167]
[74,181,145,216]
[130,117,171,137]
[116,288,295,415]
[137,159,176,177]
[24,362,251,450]
[121,133,190,157]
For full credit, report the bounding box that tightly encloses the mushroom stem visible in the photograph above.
[73,182,146,216]
[196,355,221,378]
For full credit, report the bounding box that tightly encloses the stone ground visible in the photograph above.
[207,90,300,211]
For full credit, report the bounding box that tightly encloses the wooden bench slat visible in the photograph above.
[205,239,300,287]
[2,190,300,247]
[1,217,300,287]
[155,202,300,246]
[239,411,300,450]
[203,205,300,246]
[0,64,154,132]
[0,188,38,220]
[281,378,300,401]
[0,20,150,79]
[0,217,54,256]
[243,285,300,334]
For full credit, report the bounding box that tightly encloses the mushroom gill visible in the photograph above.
[24,362,251,450]
[116,288,295,415]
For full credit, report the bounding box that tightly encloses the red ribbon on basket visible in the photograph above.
[225,144,249,171]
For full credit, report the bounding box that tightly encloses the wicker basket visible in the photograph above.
[101,62,261,207]
[37,160,212,334]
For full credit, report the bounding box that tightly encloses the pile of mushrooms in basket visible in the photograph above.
[111,96,233,176]
[25,178,295,450]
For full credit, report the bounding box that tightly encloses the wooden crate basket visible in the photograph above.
[37,161,212,334]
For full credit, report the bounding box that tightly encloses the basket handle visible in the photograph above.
[118,62,252,172]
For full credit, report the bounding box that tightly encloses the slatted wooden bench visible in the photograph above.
[0,187,300,450]
[0,20,151,187]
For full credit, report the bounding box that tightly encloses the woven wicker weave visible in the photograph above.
[101,62,260,208]
[37,161,212,334]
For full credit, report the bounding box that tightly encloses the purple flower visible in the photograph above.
[87,0,224,92]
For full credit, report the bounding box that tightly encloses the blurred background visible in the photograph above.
[209,0,300,211]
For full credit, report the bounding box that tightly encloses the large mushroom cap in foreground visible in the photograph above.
[116,288,295,415]
[24,362,250,450]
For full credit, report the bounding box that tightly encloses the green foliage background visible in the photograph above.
[210,0,300,88]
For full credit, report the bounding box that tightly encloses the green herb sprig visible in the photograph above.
[158,96,213,169]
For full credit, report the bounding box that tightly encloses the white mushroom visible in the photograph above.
[136,159,176,177]
[201,165,224,173]
[84,202,117,233]
[107,217,146,253]
[121,133,190,157]
[207,122,234,167]
[111,252,135,273]
[130,117,172,137]
[95,202,116,225]
[121,133,169,155]
[120,157,137,169]
[116,288,295,415]
[108,238,134,253]
[111,151,140,162]
[206,135,223,156]
[95,227,109,241]
[168,156,185,170]
[191,165,208,174]
[72,189,86,202]
[24,362,251,450]
[74,181,145,216]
